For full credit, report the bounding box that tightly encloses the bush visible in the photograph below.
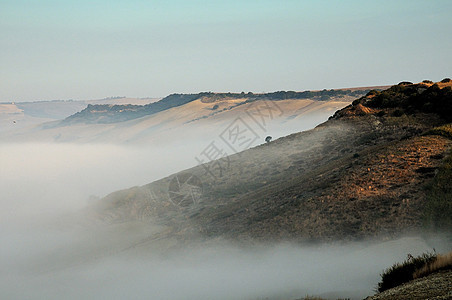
[377,252,437,292]
[392,109,403,117]
[352,99,361,106]
[440,78,451,83]
[422,80,434,84]
[367,89,381,96]
[398,81,413,85]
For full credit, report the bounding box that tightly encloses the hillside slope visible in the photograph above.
[0,93,358,145]
[62,88,378,125]
[92,80,452,244]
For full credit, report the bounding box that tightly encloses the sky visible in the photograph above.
[1,0,451,102]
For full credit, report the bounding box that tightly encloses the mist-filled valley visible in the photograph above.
[3,0,452,298]
[1,142,450,300]
[2,82,452,299]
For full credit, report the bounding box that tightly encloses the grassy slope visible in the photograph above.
[94,81,452,243]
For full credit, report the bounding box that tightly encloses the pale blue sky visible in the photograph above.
[1,0,451,101]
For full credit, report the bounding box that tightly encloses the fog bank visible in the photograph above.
[1,142,451,300]
[1,226,450,300]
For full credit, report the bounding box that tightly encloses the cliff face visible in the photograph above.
[93,81,452,243]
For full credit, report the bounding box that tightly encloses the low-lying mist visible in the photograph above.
[0,142,202,221]
[1,225,450,300]
[1,142,450,300]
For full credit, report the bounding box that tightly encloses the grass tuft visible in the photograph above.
[377,252,437,293]
[413,251,452,279]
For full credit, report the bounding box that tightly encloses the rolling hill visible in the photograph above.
[0,87,381,145]
[0,97,158,133]
[2,81,451,300]
[91,80,452,246]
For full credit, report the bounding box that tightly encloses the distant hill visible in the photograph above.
[92,79,452,244]
[0,97,158,133]
[1,87,380,144]
[61,88,380,125]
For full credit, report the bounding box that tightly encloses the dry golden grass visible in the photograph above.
[426,123,452,139]
[413,251,452,279]
[416,80,452,89]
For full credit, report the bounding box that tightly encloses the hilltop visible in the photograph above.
[61,88,378,125]
[0,87,379,144]
[92,79,452,245]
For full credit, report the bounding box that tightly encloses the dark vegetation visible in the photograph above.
[360,82,452,122]
[62,89,374,124]
[377,250,452,295]
[377,252,437,292]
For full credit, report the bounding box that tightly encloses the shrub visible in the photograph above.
[366,90,381,98]
[440,78,451,83]
[398,81,413,85]
[377,252,437,292]
[422,80,434,84]
[376,110,385,117]
[392,109,403,117]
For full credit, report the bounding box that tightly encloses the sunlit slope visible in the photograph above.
[94,80,452,243]
[0,97,352,144]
